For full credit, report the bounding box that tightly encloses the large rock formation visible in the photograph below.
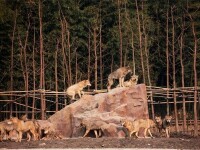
[48,84,149,138]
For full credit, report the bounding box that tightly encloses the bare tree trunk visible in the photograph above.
[166,2,170,115]
[94,27,98,90]
[99,2,103,89]
[66,22,72,85]
[131,33,136,75]
[39,0,45,119]
[141,0,151,86]
[32,24,36,119]
[179,14,186,132]
[58,0,69,89]
[171,6,179,132]
[75,50,78,83]
[18,14,30,116]
[23,23,29,116]
[10,8,17,117]
[111,54,114,73]
[123,45,128,66]
[135,0,145,83]
[188,12,198,137]
[60,19,69,87]
[87,30,91,88]
[55,40,59,112]
[125,2,135,74]
[118,0,123,67]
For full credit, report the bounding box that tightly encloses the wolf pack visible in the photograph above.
[0,66,173,142]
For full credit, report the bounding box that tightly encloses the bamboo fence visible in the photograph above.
[0,86,199,136]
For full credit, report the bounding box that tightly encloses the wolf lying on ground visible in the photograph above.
[117,75,138,87]
[66,79,91,100]
[107,66,132,91]
[155,115,172,138]
[121,118,155,138]
[9,116,39,142]
[80,119,107,138]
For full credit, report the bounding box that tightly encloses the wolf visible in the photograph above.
[117,75,138,87]
[20,114,40,140]
[66,79,91,100]
[0,120,15,141]
[107,66,132,91]
[155,115,172,138]
[9,117,39,142]
[41,126,63,140]
[80,119,107,138]
[121,118,155,138]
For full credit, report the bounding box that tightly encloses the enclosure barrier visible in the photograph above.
[0,86,199,136]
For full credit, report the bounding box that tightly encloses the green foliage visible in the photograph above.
[0,0,199,91]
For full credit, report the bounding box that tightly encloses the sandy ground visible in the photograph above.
[0,134,199,149]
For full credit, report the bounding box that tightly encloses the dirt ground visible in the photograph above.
[0,134,199,149]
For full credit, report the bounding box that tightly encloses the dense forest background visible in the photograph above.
[0,0,199,92]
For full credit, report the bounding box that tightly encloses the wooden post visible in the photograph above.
[150,91,155,120]
[183,95,187,133]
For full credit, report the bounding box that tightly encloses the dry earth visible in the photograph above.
[0,134,199,149]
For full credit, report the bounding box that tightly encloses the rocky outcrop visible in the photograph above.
[48,84,149,138]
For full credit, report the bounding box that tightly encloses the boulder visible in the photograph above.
[48,84,149,138]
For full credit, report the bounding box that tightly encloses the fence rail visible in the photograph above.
[0,85,199,135]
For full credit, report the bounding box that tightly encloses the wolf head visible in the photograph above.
[155,116,162,123]
[131,75,138,82]
[165,115,172,123]
[84,80,91,86]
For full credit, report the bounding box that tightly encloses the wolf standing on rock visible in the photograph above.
[66,79,91,100]
[107,66,132,91]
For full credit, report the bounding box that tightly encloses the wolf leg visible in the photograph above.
[135,131,140,138]
[165,128,169,138]
[94,130,99,138]
[77,91,82,98]
[147,129,154,138]
[130,130,135,137]
[18,131,23,142]
[98,130,102,137]
[121,77,125,87]
[81,91,84,96]
[27,132,31,141]
[83,129,90,137]
[119,78,122,87]
[107,79,113,91]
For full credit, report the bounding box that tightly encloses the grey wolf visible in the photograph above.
[9,117,39,142]
[66,80,91,99]
[107,66,132,91]
[80,119,107,138]
[121,118,155,138]
[155,115,172,138]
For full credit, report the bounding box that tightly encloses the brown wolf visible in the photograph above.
[117,75,138,87]
[121,118,155,138]
[9,117,39,142]
[41,126,63,140]
[80,119,107,138]
[66,80,91,99]
[0,120,15,141]
[155,115,172,138]
[20,114,40,140]
[107,66,132,91]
